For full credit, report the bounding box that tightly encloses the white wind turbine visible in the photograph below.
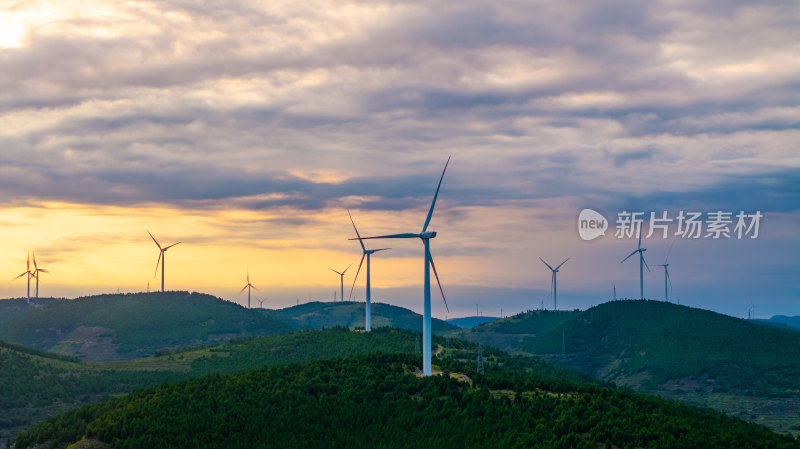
[13,253,35,303]
[355,156,451,376]
[539,257,569,311]
[240,271,257,309]
[347,209,390,332]
[31,252,49,299]
[621,231,649,300]
[329,264,352,303]
[148,230,181,292]
[656,243,675,302]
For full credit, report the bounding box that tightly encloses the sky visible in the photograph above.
[0,0,798,319]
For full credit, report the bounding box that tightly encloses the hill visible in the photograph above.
[0,292,293,361]
[0,327,472,442]
[0,298,61,325]
[268,301,459,333]
[446,316,499,328]
[444,309,581,352]
[15,353,800,449]
[524,300,800,433]
[759,316,800,329]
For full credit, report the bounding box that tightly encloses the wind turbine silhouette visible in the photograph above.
[656,243,675,302]
[31,252,49,299]
[347,209,390,332]
[240,271,257,309]
[256,298,265,309]
[148,230,181,292]
[329,264,352,303]
[540,257,569,311]
[621,231,649,300]
[355,156,451,376]
[13,253,35,303]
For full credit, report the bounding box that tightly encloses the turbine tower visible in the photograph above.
[31,252,49,299]
[239,270,257,309]
[621,231,649,300]
[13,253,35,304]
[148,230,181,292]
[347,209,390,332]
[329,264,352,303]
[539,257,569,311]
[657,243,675,302]
[355,156,451,376]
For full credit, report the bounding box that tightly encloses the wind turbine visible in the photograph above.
[148,230,181,292]
[256,298,265,309]
[539,257,569,311]
[656,243,674,302]
[31,252,49,299]
[239,271,257,309]
[354,156,451,376]
[621,231,649,300]
[329,264,352,303]
[347,209,390,332]
[13,253,35,304]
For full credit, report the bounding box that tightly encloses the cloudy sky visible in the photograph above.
[0,0,797,319]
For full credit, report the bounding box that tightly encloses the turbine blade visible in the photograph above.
[621,250,638,263]
[13,272,27,280]
[555,258,570,270]
[373,248,391,252]
[638,230,642,250]
[539,257,554,271]
[251,284,258,291]
[667,270,673,291]
[38,268,49,273]
[33,252,38,270]
[239,285,248,294]
[422,155,451,233]
[329,268,342,275]
[642,255,651,272]
[664,241,675,264]
[347,209,366,252]
[163,242,181,250]
[153,252,162,278]
[349,254,366,300]
[351,233,420,240]
[147,230,162,250]
[341,263,353,275]
[429,254,449,313]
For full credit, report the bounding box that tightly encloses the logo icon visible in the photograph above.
[578,209,608,241]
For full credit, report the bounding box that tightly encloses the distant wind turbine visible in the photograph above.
[13,253,35,303]
[329,264,352,303]
[31,252,49,299]
[621,231,649,300]
[256,298,265,309]
[148,230,181,292]
[239,270,257,309]
[354,156,451,376]
[656,243,675,302]
[539,257,569,311]
[347,209,390,332]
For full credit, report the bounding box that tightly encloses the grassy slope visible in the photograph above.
[443,309,581,352]
[0,298,60,325]
[269,301,459,333]
[524,300,800,433]
[0,292,294,360]
[15,353,800,449]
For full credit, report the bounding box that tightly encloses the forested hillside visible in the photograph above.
[0,292,293,360]
[16,353,800,449]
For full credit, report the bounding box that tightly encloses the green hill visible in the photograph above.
[444,309,581,352]
[0,292,293,361]
[15,353,800,449]
[524,300,800,433]
[0,327,468,442]
[0,298,61,325]
[269,301,459,333]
